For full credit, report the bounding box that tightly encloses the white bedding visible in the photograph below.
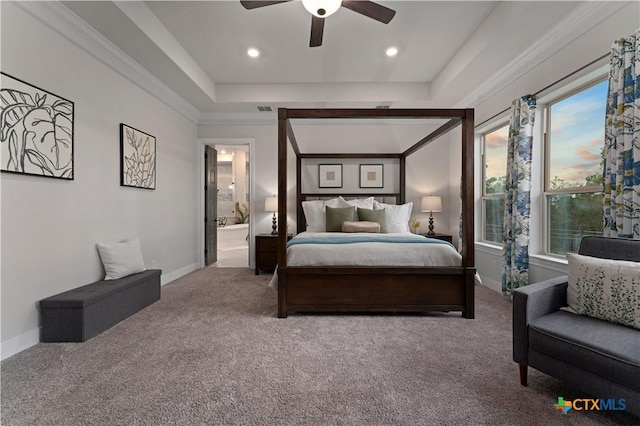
[286,231,462,267]
[268,232,480,290]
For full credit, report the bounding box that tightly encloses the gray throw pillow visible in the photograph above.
[326,206,356,232]
[357,207,387,233]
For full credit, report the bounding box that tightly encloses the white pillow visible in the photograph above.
[565,253,640,330]
[373,201,413,233]
[302,198,341,232]
[97,237,146,280]
[339,197,374,220]
[338,196,374,209]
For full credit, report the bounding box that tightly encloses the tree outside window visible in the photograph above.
[482,125,509,243]
[545,79,607,255]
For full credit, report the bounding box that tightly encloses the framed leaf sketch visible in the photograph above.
[0,72,74,179]
[120,123,156,190]
[319,164,342,188]
[360,164,383,188]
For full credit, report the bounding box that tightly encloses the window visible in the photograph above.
[544,79,607,255]
[482,125,509,243]
[479,74,608,258]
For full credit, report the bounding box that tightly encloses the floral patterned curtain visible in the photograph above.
[603,30,640,239]
[502,95,536,297]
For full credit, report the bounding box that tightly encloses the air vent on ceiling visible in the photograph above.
[257,106,273,112]
[376,105,391,109]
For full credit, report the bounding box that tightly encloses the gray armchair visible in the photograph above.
[513,236,640,417]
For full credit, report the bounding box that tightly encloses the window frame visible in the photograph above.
[541,77,607,257]
[480,122,509,245]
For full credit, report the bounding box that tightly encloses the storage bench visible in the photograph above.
[40,269,161,342]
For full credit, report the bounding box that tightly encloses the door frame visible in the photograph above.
[197,138,256,269]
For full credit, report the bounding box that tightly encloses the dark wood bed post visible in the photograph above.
[399,156,406,204]
[296,156,302,233]
[277,109,288,318]
[462,108,475,318]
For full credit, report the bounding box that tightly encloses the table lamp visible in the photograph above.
[264,196,278,235]
[421,195,442,236]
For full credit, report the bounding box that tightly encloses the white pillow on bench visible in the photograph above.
[97,237,146,280]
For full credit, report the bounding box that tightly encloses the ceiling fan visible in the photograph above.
[240,0,396,47]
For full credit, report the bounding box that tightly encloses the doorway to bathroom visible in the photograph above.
[213,144,250,267]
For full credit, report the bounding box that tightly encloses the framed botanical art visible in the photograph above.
[120,123,156,190]
[318,164,342,188]
[360,164,383,188]
[0,72,74,179]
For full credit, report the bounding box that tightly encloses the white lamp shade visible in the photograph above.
[264,196,278,212]
[421,196,442,213]
[302,0,342,17]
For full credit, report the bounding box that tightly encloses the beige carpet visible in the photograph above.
[1,267,637,425]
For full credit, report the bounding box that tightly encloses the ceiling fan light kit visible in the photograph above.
[240,0,396,47]
[302,0,342,18]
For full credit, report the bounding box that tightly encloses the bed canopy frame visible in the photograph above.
[277,108,475,318]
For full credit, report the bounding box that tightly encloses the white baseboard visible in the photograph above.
[479,275,502,294]
[1,327,40,361]
[1,263,199,361]
[161,262,198,286]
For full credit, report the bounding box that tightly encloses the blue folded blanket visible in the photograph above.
[287,235,453,248]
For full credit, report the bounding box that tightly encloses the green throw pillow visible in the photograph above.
[357,208,387,233]
[326,206,356,232]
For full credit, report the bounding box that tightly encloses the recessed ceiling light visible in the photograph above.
[247,48,260,58]
[386,47,398,57]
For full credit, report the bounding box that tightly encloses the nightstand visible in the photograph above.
[423,233,453,243]
[255,234,291,275]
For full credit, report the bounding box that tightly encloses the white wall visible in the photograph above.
[406,135,456,239]
[467,2,639,293]
[0,3,199,358]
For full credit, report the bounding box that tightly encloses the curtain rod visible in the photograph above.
[475,51,610,129]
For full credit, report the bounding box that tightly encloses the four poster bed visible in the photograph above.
[276,108,475,319]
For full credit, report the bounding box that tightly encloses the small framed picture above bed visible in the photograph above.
[359,164,383,188]
[318,164,342,188]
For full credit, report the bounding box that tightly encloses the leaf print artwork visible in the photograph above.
[120,124,156,189]
[0,73,74,179]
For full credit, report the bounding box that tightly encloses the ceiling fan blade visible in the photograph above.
[310,15,325,47]
[240,0,292,10]
[341,1,396,24]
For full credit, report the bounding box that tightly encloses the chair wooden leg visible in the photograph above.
[519,364,528,386]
